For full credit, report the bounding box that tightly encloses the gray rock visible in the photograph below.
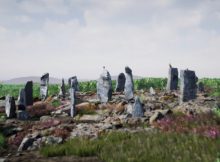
[132,96,144,117]
[79,114,104,123]
[149,111,164,124]
[167,65,178,91]
[97,67,112,103]
[0,158,6,162]
[68,76,79,91]
[180,69,198,102]
[124,66,134,100]
[40,73,49,101]
[149,87,156,95]
[45,136,63,145]
[18,136,35,152]
[5,95,16,118]
[24,81,33,106]
[115,73,126,92]
[126,104,133,114]
[40,116,53,122]
[17,110,29,120]
[69,88,76,117]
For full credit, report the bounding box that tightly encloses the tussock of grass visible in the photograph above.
[40,131,220,162]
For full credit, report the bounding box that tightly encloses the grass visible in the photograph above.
[40,131,220,162]
[51,99,61,107]
[1,78,220,97]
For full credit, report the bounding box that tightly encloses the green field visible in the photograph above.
[0,78,220,98]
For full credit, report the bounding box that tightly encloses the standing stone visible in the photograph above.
[132,96,144,117]
[180,69,198,102]
[59,79,66,99]
[69,88,76,117]
[40,73,49,101]
[115,73,126,92]
[97,67,112,103]
[167,65,178,91]
[124,66,134,100]
[24,81,33,106]
[198,82,205,93]
[68,76,79,91]
[5,95,16,118]
[17,88,26,110]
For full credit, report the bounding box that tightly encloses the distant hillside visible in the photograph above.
[2,76,63,84]
[1,75,143,84]
[111,75,143,80]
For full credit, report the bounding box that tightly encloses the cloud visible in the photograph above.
[0,0,220,80]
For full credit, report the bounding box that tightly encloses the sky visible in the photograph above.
[0,0,220,80]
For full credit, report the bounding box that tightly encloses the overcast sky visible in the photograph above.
[0,0,220,80]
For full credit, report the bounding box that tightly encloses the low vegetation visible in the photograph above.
[1,78,220,98]
[40,112,220,161]
[40,131,220,162]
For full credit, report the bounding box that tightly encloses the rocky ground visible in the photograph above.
[0,90,218,162]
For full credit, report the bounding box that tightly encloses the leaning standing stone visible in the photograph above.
[24,81,33,106]
[166,65,178,91]
[40,73,49,101]
[115,73,126,92]
[132,96,144,117]
[97,67,112,103]
[5,95,16,118]
[180,69,198,102]
[124,66,134,100]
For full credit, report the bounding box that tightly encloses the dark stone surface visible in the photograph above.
[124,66,134,100]
[132,96,144,117]
[97,68,112,103]
[17,110,29,120]
[24,81,33,106]
[59,79,66,99]
[69,88,76,117]
[68,76,79,91]
[167,66,178,91]
[17,88,26,110]
[115,73,125,92]
[40,73,49,100]
[180,69,198,102]
[5,95,16,118]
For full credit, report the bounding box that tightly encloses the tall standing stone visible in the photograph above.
[167,65,178,91]
[69,88,76,117]
[24,81,33,106]
[97,67,112,103]
[180,69,198,102]
[17,88,26,110]
[40,73,49,101]
[5,95,16,118]
[68,76,79,91]
[115,73,126,92]
[132,96,144,117]
[124,66,134,100]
